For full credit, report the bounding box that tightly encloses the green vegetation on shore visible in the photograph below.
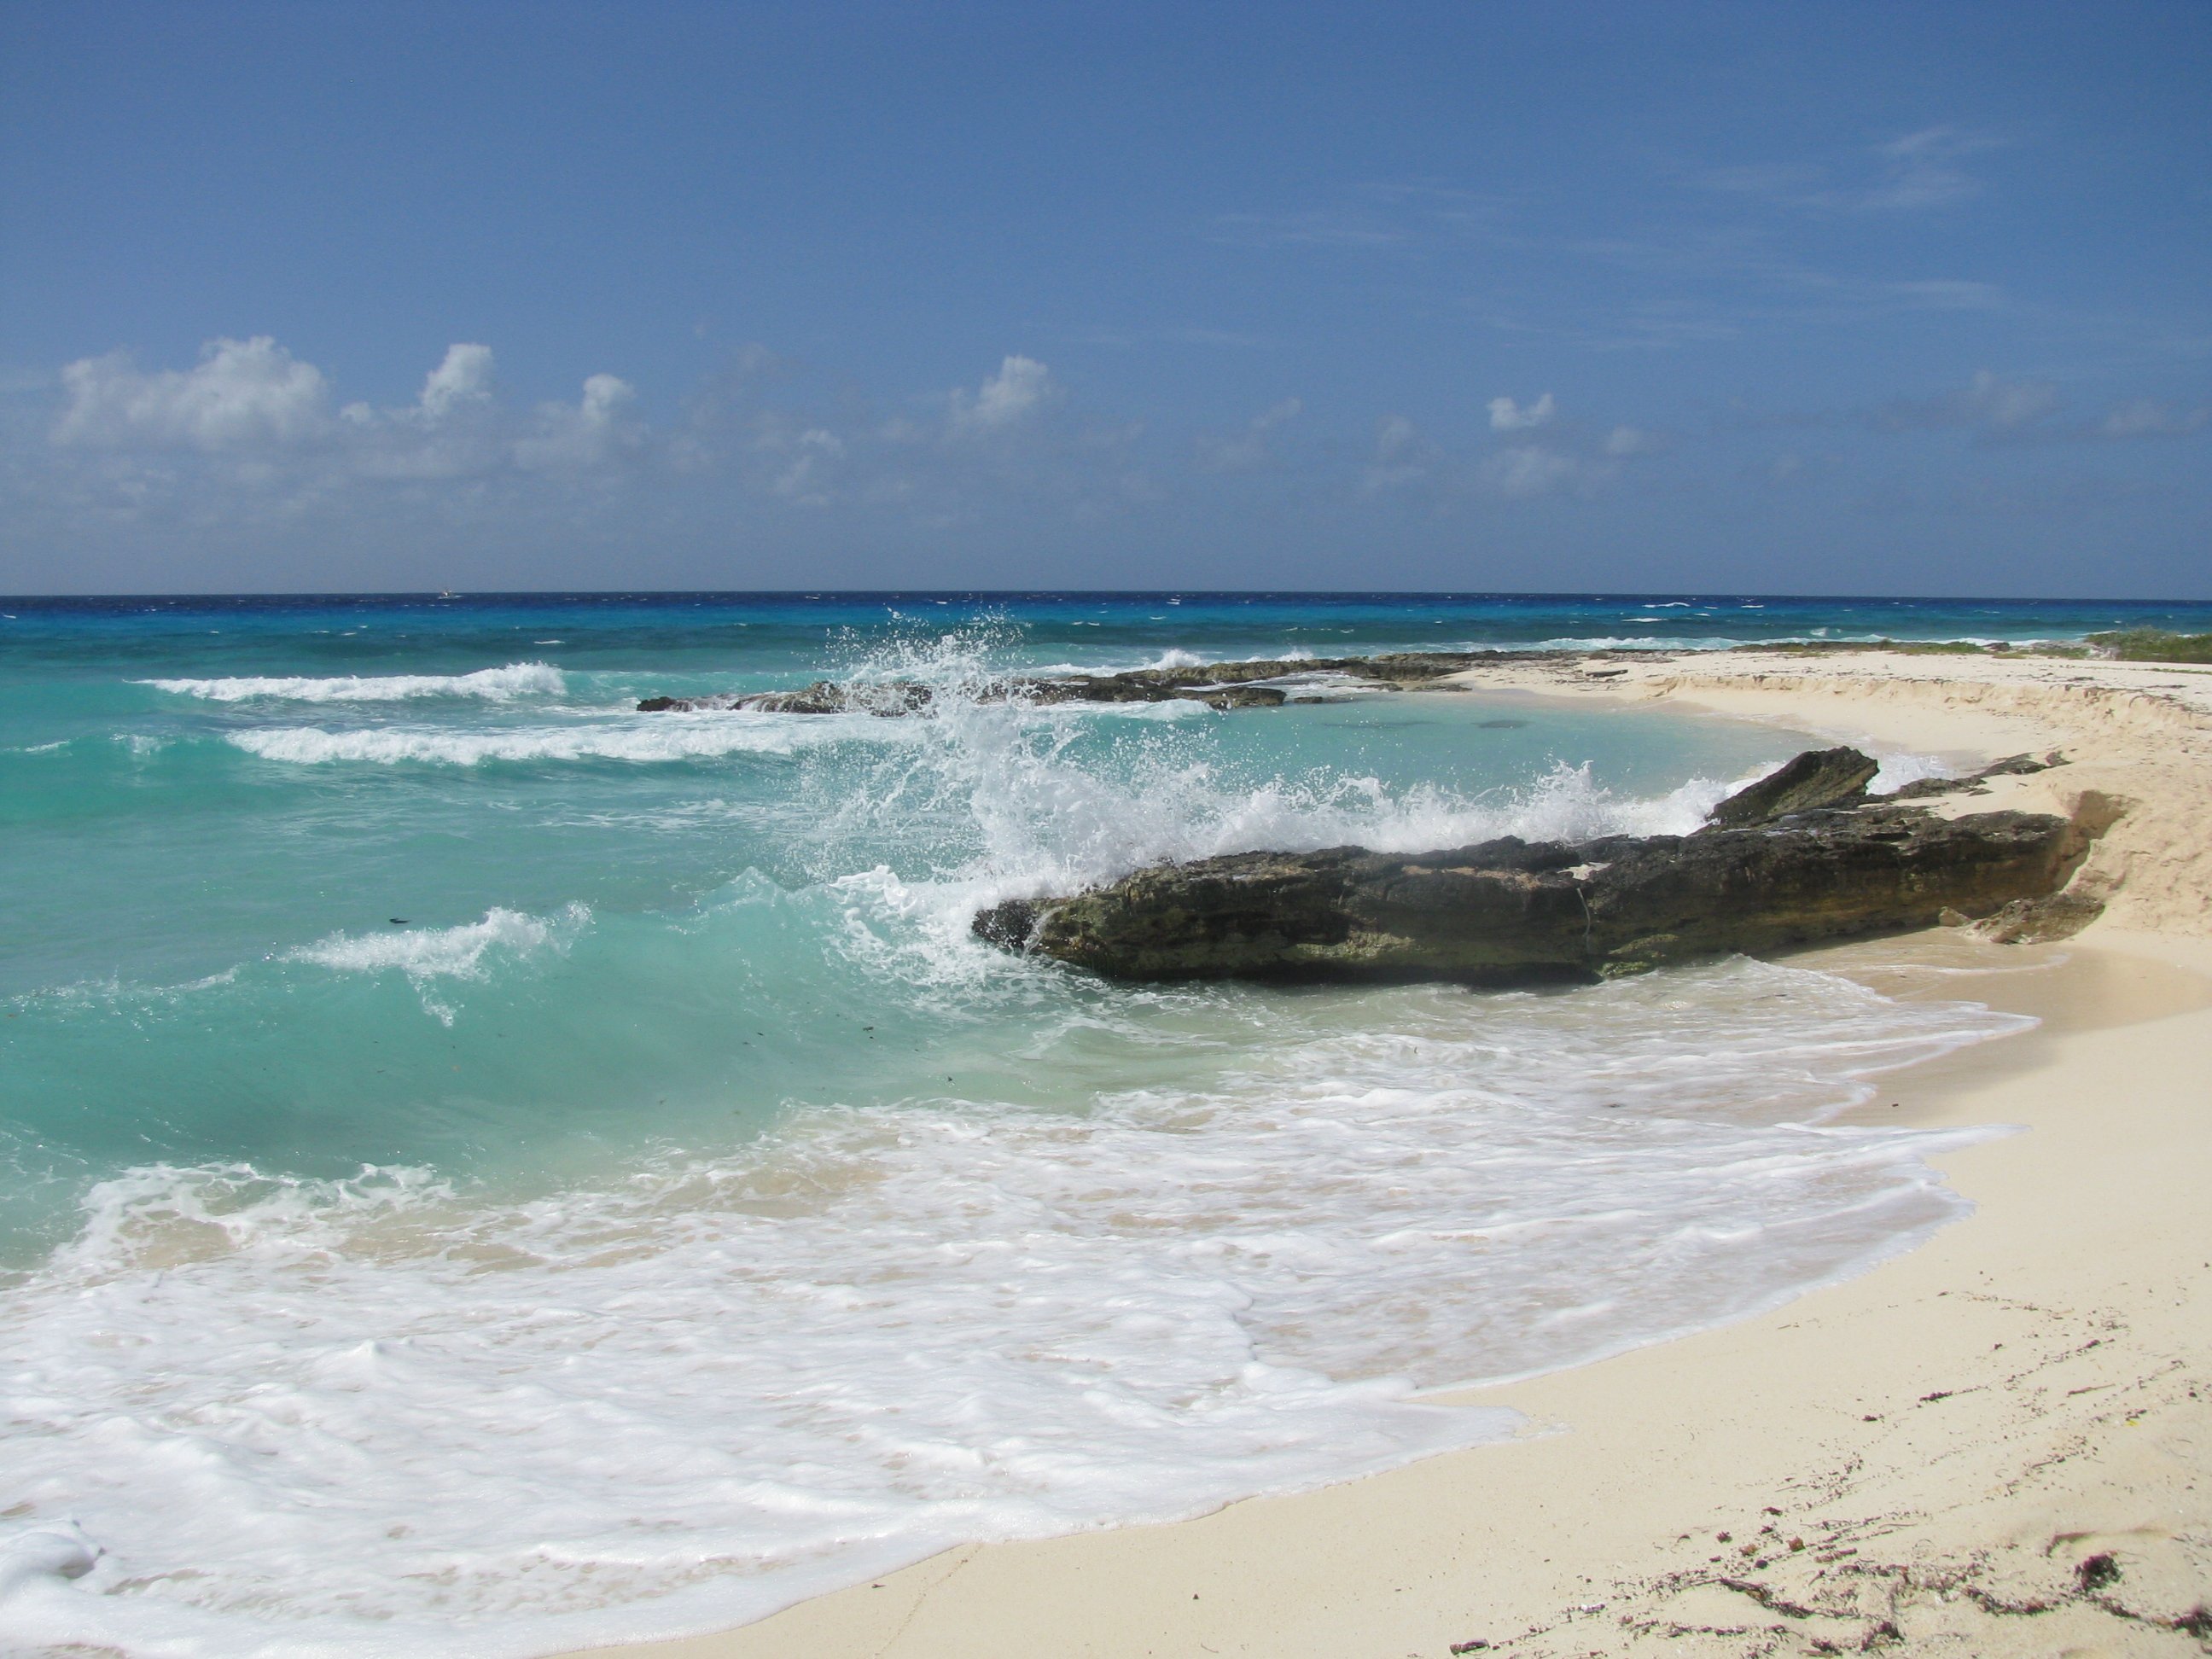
[2084,628,2212,663]
[1728,638,2029,657]
[1720,635,2212,663]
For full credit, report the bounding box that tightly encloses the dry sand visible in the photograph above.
[1449,647,2212,935]
[582,651,2212,1659]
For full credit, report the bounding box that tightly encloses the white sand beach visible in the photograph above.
[585,651,2212,1659]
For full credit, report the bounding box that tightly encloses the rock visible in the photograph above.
[975,750,2098,987]
[1967,891,2105,944]
[1708,747,1880,826]
[1189,684,1287,709]
[1886,751,2067,800]
[633,650,1531,714]
[742,681,861,715]
[637,681,929,715]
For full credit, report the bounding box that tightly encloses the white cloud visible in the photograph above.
[1691,126,2005,216]
[1361,414,1434,492]
[512,374,640,472]
[2099,399,2209,439]
[1965,372,2056,428]
[1487,392,1556,432]
[949,355,1062,434]
[1876,369,2059,434]
[416,344,496,422]
[55,336,333,451]
[1603,425,1662,457]
[48,335,649,480]
[1196,397,1302,472]
[1480,445,1580,498]
[1861,126,2001,211]
[756,421,847,504]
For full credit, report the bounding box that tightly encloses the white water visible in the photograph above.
[0,958,2021,1657]
[284,907,591,1023]
[800,690,1767,936]
[147,662,568,703]
[288,907,589,981]
[224,713,906,766]
[0,651,2032,1656]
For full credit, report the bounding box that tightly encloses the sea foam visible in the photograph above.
[146,662,567,703]
[0,958,2023,1658]
[0,629,2032,1656]
[224,714,904,766]
[276,906,587,1022]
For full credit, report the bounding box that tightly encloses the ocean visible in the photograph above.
[3,591,2204,1656]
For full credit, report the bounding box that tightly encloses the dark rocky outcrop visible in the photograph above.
[973,748,2098,986]
[1888,750,2066,800]
[633,651,1528,714]
[1966,889,2105,944]
[1707,746,1879,825]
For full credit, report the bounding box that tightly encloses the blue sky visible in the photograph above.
[2,1,2207,595]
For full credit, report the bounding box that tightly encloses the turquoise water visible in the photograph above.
[0,594,2080,1654]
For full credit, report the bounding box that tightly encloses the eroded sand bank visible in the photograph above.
[582,652,2212,1659]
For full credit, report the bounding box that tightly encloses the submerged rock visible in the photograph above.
[974,749,2099,986]
[632,650,1527,714]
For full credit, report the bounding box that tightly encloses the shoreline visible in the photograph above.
[579,649,2212,1659]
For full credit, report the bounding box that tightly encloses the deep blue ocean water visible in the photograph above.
[0,591,2152,1654]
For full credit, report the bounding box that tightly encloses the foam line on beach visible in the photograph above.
[0,951,2025,1657]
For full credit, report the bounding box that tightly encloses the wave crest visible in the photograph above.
[225,715,899,766]
[145,662,567,703]
[287,905,587,981]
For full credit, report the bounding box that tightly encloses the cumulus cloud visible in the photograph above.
[1360,399,1659,502]
[1487,392,1557,432]
[334,344,506,477]
[754,419,847,504]
[55,336,333,451]
[511,373,641,472]
[1195,397,1302,472]
[15,329,1708,570]
[2099,399,2209,439]
[47,334,654,487]
[415,344,496,422]
[1361,414,1435,492]
[949,355,1062,434]
[1480,445,1581,498]
[1874,370,2060,435]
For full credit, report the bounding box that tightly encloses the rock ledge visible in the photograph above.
[973,749,2100,985]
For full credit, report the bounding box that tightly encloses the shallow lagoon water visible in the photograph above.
[0,594,2094,1654]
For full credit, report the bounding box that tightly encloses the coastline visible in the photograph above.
[579,650,2212,1659]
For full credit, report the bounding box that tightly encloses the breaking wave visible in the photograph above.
[0,625,2035,1657]
[0,957,2022,1657]
[145,662,568,703]
[224,714,906,766]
